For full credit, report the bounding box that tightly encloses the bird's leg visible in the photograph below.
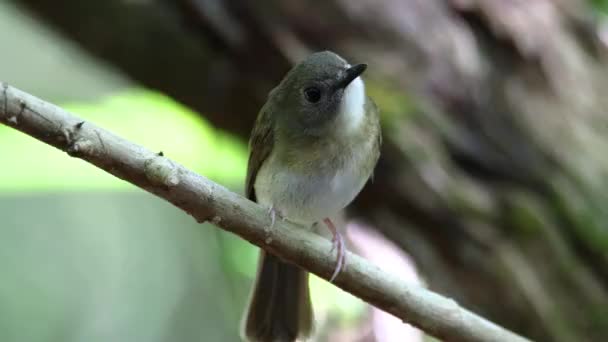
[267,205,285,229]
[323,218,345,282]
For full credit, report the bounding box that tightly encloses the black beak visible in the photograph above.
[336,63,367,89]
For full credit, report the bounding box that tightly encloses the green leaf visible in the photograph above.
[0,89,247,192]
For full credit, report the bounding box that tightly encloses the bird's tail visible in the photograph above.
[241,251,313,342]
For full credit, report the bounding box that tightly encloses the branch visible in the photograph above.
[0,82,530,342]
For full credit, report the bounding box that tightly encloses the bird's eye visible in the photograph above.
[303,87,321,103]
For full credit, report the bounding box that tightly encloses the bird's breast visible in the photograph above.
[254,136,375,225]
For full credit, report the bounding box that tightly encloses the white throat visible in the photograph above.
[339,76,366,133]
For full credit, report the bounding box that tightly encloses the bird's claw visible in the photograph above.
[268,206,276,229]
[323,218,346,283]
[267,205,285,230]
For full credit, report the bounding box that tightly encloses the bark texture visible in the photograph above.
[13,0,608,340]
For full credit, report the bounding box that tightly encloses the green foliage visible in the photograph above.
[366,80,413,126]
[592,0,608,14]
[551,179,608,254]
[0,89,247,192]
[505,192,545,236]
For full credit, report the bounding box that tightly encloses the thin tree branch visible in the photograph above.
[0,82,531,342]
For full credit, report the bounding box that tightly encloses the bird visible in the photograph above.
[241,50,381,342]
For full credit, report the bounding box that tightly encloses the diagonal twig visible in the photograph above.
[0,82,531,342]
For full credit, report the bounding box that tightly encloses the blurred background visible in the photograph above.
[1,0,608,341]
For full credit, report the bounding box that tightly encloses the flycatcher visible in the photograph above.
[241,51,381,342]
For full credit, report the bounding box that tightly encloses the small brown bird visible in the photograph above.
[241,51,381,342]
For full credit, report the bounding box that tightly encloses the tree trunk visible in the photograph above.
[13,0,608,340]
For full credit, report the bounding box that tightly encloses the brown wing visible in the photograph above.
[245,107,274,202]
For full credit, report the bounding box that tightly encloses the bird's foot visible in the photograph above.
[267,205,284,230]
[323,218,345,282]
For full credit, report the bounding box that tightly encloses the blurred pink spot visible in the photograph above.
[599,21,608,49]
[347,221,423,342]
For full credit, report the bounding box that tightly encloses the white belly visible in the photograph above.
[254,151,369,225]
